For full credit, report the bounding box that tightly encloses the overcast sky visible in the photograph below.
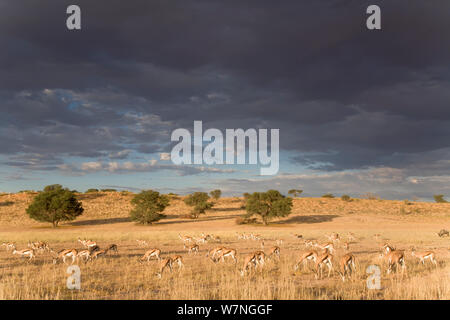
[1,1,450,200]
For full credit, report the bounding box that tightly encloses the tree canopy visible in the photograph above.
[245,190,293,225]
[130,190,170,224]
[210,189,222,200]
[26,185,83,227]
[184,192,214,218]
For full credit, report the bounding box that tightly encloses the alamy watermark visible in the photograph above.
[171,121,279,175]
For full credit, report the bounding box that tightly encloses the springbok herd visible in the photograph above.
[2,229,448,281]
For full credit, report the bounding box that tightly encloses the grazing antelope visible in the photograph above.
[12,248,35,261]
[195,234,211,244]
[107,244,118,255]
[2,242,16,251]
[292,233,303,239]
[156,258,173,278]
[171,255,184,269]
[88,245,100,254]
[206,247,224,261]
[315,242,335,254]
[338,253,356,281]
[184,243,199,255]
[294,250,318,271]
[77,249,91,262]
[240,252,258,276]
[141,248,161,263]
[385,250,406,277]
[91,248,110,260]
[315,251,334,279]
[411,249,437,267]
[136,239,149,247]
[254,251,266,268]
[78,238,97,249]
[327,232,340,244]
[215,248,237,264]
[28,241,50,253]
[53,249,78,264]
[267,246,280,261]
[178,234,193,244]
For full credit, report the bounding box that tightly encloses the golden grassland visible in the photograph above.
[0,192,449,300]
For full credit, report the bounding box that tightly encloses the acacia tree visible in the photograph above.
[26,185,84,227]
[245,190,293,225]
[434,194,448,203]
[288,189,303,197]
[130,190,170,224]
[184,192,214,218]
[210,189,222,201]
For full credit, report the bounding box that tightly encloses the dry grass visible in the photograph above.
[0,193,449,300]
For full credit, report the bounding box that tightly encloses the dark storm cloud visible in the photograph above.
[1,0,450,177]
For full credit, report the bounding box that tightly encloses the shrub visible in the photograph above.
[26,185,83,227]
[86,188,99,193]
[434,195,448,203]
[288,189,303,197]
[101,189,117,192]
[341,195,352,202]
[210,189,222,201]
[184,192,214,218]
[130,190,169,224]
[245,190,293,225]
[322,193,335,198]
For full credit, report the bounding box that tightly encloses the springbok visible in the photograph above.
[215,248,237,264]
[78,238,97,249]
[314,251,333,279]
[206,247,224,262]
[171,255,185,269]
[315,242,335,254]
[53,249,77,264]
[240,252,258,276]
[184,243,199,255]
[382,244,395,255]
[294,250,318,271]
[267,246,280,261]
[411,249,437,267]
[106,244,118,255]
[90,248,110,260]
[327,232,340,244]
[156,258,173,278]
[2,242,16,251]
[13,248,35,261]
[178,234,193,244]
[141,248,161,263]
[28,241,50,253]
[76,249,91,262]
[338,253,356,281]
[385,250,407,277]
